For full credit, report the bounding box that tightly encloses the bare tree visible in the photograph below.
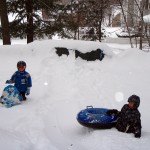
[144,0,150,47]
[0,0,11,45]
[134,0,150,50]
[119,0,150,50]
[118,0,133,48]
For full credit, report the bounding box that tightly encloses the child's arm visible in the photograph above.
[6,80,13,84]
[26,87,30,95]
[134,113,141,138]
[26,73,32,87]
[25,73,32,95]
[6,72,16,84]
[107,109,119,116]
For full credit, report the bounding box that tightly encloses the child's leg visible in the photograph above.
[20,92,26,100]
[0,96,2,103]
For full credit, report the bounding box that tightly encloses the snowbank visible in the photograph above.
[0,40,150,150]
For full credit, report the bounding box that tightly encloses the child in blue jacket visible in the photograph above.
[6,61,32,100]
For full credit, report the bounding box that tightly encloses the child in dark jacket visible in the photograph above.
[107,95,141,138]
[6,61,32,100]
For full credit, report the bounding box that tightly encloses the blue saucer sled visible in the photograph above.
[77,106,118,129]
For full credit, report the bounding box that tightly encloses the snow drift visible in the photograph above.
[0,40,150,150]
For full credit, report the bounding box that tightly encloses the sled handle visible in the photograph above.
[86,105,93,109]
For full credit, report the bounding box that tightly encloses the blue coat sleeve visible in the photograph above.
[10,72,17,83]
[26,73,32,88]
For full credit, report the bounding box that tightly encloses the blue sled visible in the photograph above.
[77,106,118,129]
[1,85,22,108]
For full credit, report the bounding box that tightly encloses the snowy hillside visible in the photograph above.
[0,40,150,150]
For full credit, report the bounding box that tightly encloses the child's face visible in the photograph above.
[128,101,134,109]
[18,65,25,72]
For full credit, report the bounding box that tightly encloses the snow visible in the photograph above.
[0,39,150,150]
[143,14,150,23]
[104,27,121,38]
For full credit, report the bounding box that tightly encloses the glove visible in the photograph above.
[135,132,141,138]
[107,109,118,116]
[26,87,30,95]
[5,80,13,84]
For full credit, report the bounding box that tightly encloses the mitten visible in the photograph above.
[5,80,13,84]
[26,87,30,95]
[107,109,118,116]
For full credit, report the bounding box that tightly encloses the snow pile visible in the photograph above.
[143,14,150,23]
[104,27,121,38]
[0,40,150,150]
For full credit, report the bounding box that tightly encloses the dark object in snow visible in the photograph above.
[55,47,69,56]
[77,106,118,129]
[75,48,105,61]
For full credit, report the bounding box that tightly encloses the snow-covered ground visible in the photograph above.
[0,39,150,150]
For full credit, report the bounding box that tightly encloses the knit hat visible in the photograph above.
[128,95,140,108]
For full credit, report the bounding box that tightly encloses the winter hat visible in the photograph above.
[128,95,140,108]
[17,61,26,70]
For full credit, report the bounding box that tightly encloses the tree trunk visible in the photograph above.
[98,20,102,42]
[98,3,104,42]
[134,0,144,50]
[25,0,34,43]
[0,0,11,45]
[118,0,133,48]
